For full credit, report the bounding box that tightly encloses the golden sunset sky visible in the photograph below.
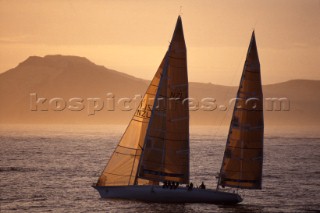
[0,0,319,85]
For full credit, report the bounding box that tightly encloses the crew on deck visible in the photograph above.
[199,181,206,189]
[187,182,193,191]
[163,181,180,190]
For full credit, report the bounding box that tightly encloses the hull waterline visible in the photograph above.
[93,185,242,204]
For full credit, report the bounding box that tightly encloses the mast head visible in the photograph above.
[247,30,259,61]
[175,15,183,30]
[251,30,256,42]
[169,15,185,50]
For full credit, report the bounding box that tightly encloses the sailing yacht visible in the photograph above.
[93,16,263,204]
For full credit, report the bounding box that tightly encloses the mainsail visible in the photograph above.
[97,16,189,186]
[218,31,264,189]
[137,16,190,184]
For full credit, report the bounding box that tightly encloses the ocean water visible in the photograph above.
[0,125,319,213]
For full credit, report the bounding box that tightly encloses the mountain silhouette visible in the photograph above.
[0,55,319,126]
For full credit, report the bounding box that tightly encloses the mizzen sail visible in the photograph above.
[137,16,190,184]
[218,31,264,189]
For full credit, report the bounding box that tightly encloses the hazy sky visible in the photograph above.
[0,0,319,85]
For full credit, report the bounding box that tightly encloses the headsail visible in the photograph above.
[96,56,166,186]
[218,31,264,189]
[137,16,190,184]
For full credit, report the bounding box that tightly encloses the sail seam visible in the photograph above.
[140,160,188,166]
[117,144,140,150]
[104,172,133,177]
[168,56,186,60]
[114,151,141,156]
[147,135,188,142]
[169,64,186,69]
[132,118,149,123]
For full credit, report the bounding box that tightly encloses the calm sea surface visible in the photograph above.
[0,125,319,212]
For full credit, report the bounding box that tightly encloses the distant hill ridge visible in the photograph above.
[0,55,319,126]
[20,55,94,67]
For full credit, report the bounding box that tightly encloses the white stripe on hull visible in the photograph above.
[93,185,242,204]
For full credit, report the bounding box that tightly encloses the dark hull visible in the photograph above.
[93,185,242,204]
